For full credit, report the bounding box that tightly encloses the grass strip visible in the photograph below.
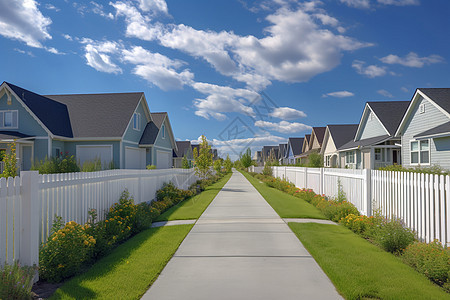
[289,222,449,299]
[51,225,193,300]
[156,172,232,221]
[241,171,326,219]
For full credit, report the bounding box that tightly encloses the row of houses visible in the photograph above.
[0,81,217,172]
[255,88,450,170]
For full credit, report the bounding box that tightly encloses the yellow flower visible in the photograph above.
[52,236,57,241]
[84,240,89,246]
[58,264,64,268]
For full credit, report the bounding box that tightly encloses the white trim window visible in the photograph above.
[161,124,165,139]
[410,140,430,164]
[325,155,331,167]
[133,113,140,131]
[0,110,18,129]
[345,151,355,164]
[374,148,386,162]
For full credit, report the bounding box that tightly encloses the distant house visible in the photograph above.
[278,143,288,165]
[253,150,263,166]
[301,134,311,156]
[320,124,358,168]
[286,137,303,164]
[173,141,193,168]
[0,81,177,171]
[395,88,450,170]
[298,127,326,164]
[338,101,409,169]
[262,146,278,164]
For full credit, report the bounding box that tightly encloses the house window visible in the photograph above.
[161,124,165,138]
[419,103,425,114]
[55,148,61,158]
[133,113,140,130]
[374,148,386,162]
[325,155,331,167]
[411,140,429,164]
[345,151,355,164]
[0,110,18,129]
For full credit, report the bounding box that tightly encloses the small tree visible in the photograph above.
[224,155,232,173]
[193,135,213,178]
[240,148,252,169]
[213,159,222,174]
[182,155,190,169]
[2,142,17,178]
[307,153,323,168]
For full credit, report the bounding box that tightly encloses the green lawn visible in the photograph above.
[51,225,193,300]
[241,171,326,219]
[289,223,449,300]
[155,172,231,221]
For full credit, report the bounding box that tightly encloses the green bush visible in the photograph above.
[0,260,36,299]
[32,154,80,174]
[262,164,273,176]
[402,240,450,290]
[81,158,102,172]
[378,164,449,175]
[371,217,416,254]
[307,153,323,168]
[39,217,96,282]
[146,164,157,170]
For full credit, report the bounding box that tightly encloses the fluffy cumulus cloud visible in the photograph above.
[91,1,114,19]
[323,90,355,98]
[255,120,312,134]
[269,107,307,120]
[380,52,444,68]
[137,0,168,14]
[0,0,52,48]
[81,39,123,74]
[122,46,194,90]
[340,0,370,8]
[192,82,258,120]
[352,60,387,78]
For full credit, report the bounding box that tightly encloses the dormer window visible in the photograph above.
[0,110,18,129]
[161,124,166,138]
[133,113,140,130]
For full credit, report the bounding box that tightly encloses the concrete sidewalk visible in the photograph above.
[142,171,342,300]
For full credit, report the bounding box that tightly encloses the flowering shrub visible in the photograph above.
[369,217,416,254]
[39,218,95,282]
[340,214,373,235]
[402,240,450,291]
[294,188,316,203]
[0,260,36,299]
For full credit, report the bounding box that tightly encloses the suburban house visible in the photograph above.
[298,127,326,164]
[320,124,358,168]
[338,101,409,169]
[301,134,311,156]
[285,137,303,164]
[278,143,287,165]
[0,81,177,171]
[261,145,278,164]
[173,140,193,168]
[395,88,450,170]
[254,150,263,166]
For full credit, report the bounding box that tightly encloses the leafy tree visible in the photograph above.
[240,148,253,169]
[182,155,190,169]
[213,159,222,174]
[193,135,213,178]
[224,155,232,173]
[307,153,323,168]
[2,142,17,178]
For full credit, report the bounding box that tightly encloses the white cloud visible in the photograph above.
[401,86,409,93]
[340,0,370,8]
[270,107,307,120]
[377,89,393,98]
[255,120,312,134]
[63,34,73,41]
[377,0,419,6]
[81,39,123,74]
[46,47,64,55]
[14,48,34,57]
[0,0,52,48]
[122,46,193,90]
[191,82,258,120]
[137,0,168,14]
[352,60,387,78]
[45,4,60,12]
[380,52,444,68]
[323,91,355,98]
[91,1,114,19]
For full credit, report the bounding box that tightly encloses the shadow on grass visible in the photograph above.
[51,226,164,299]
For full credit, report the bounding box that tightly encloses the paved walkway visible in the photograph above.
[142,171,342,300]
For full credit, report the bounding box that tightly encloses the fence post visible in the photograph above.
[364,169,372,217]
[320,168,324,195]
[304,167,308,189]
[20,171,39,267]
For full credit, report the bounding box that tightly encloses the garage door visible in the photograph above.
[156,150,171,169]
[125,147,146,169]
[77,145,113,167]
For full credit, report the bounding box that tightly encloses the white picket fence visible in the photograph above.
[0,168,198,268]
[272,166,450,246]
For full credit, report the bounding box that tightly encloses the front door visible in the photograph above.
[20,145,33,171]
[392,149,401,165]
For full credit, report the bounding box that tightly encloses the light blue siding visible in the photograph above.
[33,139,49,162]
[52,140,65,157]
[401,96,450,169]
[358,109,388,140]
[123,99,148,143]
[0,93,48,136]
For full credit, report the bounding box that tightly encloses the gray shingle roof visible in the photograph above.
[327,124,359,149]
[139,122,159,145]
[414,121,450,139]
[278,143,287,158]
[46,92,143,138]
[0,131,33,140]
[6,82,73,137]
[174,141,192,157]
[367,101,410,136]
[289,137,304,156]
[419,88,450,114]
[312,127,326,145]
[150,112,167,129]
[338,135,390,151]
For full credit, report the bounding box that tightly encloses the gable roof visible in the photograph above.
[327,124,359,149]
[302,134,311,152]
[4,82,73,137]
[366,101,409,136]
[414,121,450,140]
[174,141,192,157]
[288,137,304,156]
[139,122,160,145]
[140,112,177,151]
[311,127,326,146]
[396,88,450,136]
[278,143,287,158]
[46,92,144,138]
[338,134,390,151]
[150,112,167,128]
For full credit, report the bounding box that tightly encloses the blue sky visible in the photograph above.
[1,0,449,159]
